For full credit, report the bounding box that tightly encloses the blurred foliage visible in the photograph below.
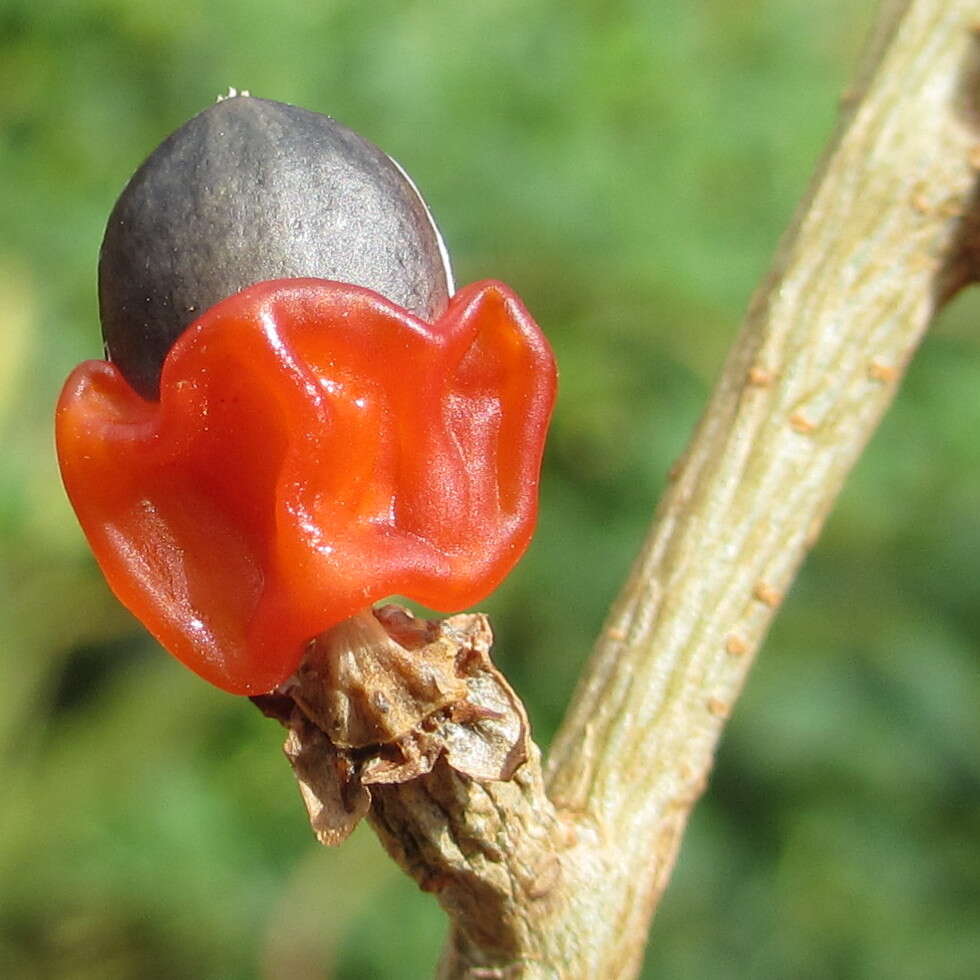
[2,0,978,977]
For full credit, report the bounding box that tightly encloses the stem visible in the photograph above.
[543,1,980,974]
[272,2,980,975]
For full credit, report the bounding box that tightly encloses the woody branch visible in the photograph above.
[272,2,980,977]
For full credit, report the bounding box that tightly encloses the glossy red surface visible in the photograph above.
[56,279,556,693]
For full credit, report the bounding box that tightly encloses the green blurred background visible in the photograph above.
[2,0,978,977]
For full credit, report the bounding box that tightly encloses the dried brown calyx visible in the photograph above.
[252,606,529,846]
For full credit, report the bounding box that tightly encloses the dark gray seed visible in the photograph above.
[99,94,453,399]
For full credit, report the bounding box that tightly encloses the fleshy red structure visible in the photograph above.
[56,279,556,694]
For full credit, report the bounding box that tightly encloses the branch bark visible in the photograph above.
[268,1,980,976]
[543,3,980,973]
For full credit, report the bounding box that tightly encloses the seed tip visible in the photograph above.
[216,86,252,102]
